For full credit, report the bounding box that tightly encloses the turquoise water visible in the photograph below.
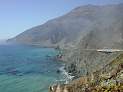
[0,44,62,92]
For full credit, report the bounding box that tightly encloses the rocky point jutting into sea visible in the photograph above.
[8,3,123,92]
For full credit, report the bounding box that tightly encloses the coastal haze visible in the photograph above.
[0,0,123,92]
[0,0,123,40]
[9,4,123,49]
[0,39,7,44]
[8,4,123,91]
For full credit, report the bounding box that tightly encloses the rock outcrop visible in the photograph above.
[50,53,123,92]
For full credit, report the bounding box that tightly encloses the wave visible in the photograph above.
[57,64,75,84]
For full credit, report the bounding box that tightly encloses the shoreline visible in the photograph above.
[49,53,123,92]
[59,65,75,84]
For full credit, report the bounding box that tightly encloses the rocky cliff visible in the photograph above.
[50,53,123,92]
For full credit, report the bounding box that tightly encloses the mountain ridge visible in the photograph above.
[8,4,123,48]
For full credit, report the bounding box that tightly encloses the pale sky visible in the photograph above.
[0,0,123,39]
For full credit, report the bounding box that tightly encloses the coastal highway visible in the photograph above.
[72,48,123,53]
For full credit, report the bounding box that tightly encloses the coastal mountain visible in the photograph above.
[62,3,123,77]
[8,4,123,48]
[8,5,95,47]
[62,4,123,77]
[8,3,123,79]
[7,3,123,92]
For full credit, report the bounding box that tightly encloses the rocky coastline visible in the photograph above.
[6,3,123,92]
[49,48,123,92]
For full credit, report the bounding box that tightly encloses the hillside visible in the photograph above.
[50,53,123,92]
[59,3,123,80]
[8,4,123,48]
[79,4,123,49]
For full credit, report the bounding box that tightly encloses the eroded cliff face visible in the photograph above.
[50,53,123,92]
[63,50,122,77]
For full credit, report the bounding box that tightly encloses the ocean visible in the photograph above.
[0,44,63,92]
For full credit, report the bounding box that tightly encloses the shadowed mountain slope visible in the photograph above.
[9,4,123,48]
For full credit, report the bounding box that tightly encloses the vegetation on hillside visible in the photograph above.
[50,53,123,92]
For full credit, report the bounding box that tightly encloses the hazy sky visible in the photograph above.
[0,0,123,39]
